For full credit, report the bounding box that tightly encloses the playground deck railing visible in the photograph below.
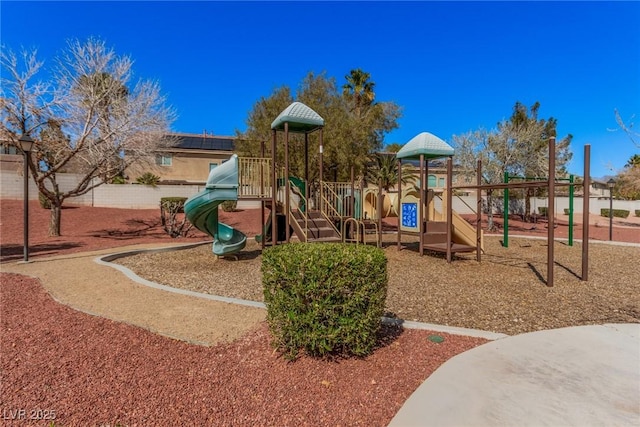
[320,181,357,218]
[238,157,284,199]
[319,181,346,238]
[289,178,310,242]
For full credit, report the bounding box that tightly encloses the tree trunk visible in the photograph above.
[49,203,62,236]
[524,188,533,222]
[486,190,495,231]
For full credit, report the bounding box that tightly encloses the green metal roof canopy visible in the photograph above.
[271,101,324,133]
[396,131,455,160]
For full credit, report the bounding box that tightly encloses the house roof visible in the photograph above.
[169,134,235,151]
[396,132,454,160]
[271,102,324,133]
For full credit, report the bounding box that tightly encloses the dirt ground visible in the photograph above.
[1,199,638,263]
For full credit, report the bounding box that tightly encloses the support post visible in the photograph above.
[23,150,30,262]
[350,166,355,217]
[582,145,590,281]
[476,159,482,262]
[378,178,383,248]
[419,154,425,256]
[547,137,556,287]
[568,174,574,246]
[319,128,323,212]
[446,158,453,263]
[397,158,402,250]
[271,129,277,246]
[305,133,309,201]
[284,122,290,243]
[261,140,266,249]
[609,185,613,241]
[503,172,509,248]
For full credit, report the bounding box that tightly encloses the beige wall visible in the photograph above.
[126,150,234,183]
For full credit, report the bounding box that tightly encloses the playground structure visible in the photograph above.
[185,102,481,257]
[184,101,592,286]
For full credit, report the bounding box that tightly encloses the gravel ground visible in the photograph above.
[116,234,640,336]
[2,200,639,425]
[1,273,485,426]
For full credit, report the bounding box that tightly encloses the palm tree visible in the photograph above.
[342,69,375,118]
[364,152,416,191]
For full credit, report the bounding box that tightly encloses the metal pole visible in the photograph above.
[284,122,290,243]
[23,150,29,262]
[397,158,402,250]
[419,154,424,256]
[261,141,266,249]
[378,178,383,248]
[582,145,590,281]
[547,137,556,287]
[609,186,613,241]
[503,172,509,248]
[476,159,482,262]
[446,158,453,263]
[568,175,574,246]
[271,129,277,245]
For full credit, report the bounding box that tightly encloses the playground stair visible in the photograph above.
[291,210,342,243]
[423,221,477,254]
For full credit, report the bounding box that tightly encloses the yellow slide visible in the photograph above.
[399,188,483,251]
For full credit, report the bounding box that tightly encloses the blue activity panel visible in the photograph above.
[402,202,417,228]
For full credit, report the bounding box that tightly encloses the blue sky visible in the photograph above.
[2,1,639,179]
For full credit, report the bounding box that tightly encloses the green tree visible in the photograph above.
[342,68,375,118]
[626,154,640,168]
[384,143,403,153]
[500,102,573,220]
[453,101,573,229]
[0,38,175,236]
[616,153,640,200]
[236,70,401,184]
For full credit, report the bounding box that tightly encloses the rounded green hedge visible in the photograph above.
[262,243,387,360]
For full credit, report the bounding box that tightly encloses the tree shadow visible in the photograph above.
[0,242,84,262]
[90,218,166,240]
[217,248,262,261]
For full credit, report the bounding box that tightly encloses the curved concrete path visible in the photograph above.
[1,242,267,346]
[389,323,640,426]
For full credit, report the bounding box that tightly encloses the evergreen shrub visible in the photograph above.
[600,208,630,218]
[221,200,237,212]
[262,243,387,360]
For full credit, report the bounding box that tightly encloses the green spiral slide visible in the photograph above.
[184,154,247,256]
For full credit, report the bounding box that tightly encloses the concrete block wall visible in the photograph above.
[0,170,261,209]
[1,170,637,214]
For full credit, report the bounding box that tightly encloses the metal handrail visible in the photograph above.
[342,217,380,248]
[343,217,360,244]
[289,178,309,242]
[319,181,343,238]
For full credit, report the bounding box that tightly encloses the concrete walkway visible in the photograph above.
[389,323,640,426]
[1,242,267,346]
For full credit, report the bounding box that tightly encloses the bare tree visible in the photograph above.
[453,128,505,230]
[1,38,175,235]
[614,109,639,148]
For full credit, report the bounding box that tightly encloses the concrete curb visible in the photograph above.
[96,245,508,340]
[485,233,640,247]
